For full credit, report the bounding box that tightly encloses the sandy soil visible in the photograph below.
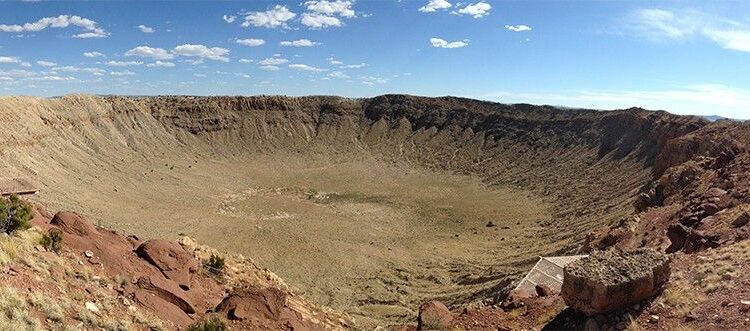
[28,151,551,327]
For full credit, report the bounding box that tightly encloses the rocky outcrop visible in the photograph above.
[215,287,320,330]
[135,239,200,290]
[417,300,454,330]
[561,249,670,316]
[38,209,342,329]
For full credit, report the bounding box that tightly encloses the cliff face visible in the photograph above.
[0,94,718,327]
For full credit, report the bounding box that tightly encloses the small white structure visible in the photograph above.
[0,178,38,196]
[514,255,588,297]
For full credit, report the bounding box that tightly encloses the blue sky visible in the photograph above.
[0,0,749,118]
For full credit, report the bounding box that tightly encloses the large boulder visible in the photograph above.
[417,300,453,330]
[135,239,200,290]
[561,249,670,316]
[50,211,97,237]
[215,287,318,330]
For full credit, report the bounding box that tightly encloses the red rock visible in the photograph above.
[133,289,193,326]
[136,275,196,314]
[215,287,318,330]
[135,239,199,289]
[418,300,453,330]
[50,211,97,237]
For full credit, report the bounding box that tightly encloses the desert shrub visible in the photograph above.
[29,292,64,322]
[188,314,227,331]
[0,194,33,234]
[203,254,226,276]
[40,228,64,254]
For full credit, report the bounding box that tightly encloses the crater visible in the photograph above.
[0,94,704,327]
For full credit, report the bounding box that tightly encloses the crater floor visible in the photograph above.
[34,152,551,326]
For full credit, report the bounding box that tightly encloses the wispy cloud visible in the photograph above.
[505,24,532,32]
[236,38,265,47]
[430,37,468,48]
[222,15,236,23]
[258,57,288,66]
[106,61,143,67]
[419,0,452,13]
[288,63,327,72]
[627,8,750,53]
[125,46,174,60]
[455,2,491,19]
[137,25,154,33]
[0,15,109,38]
[280,39,319,47]
[480,84,750,118]
[83,51,105,58]
[146,61,175,68]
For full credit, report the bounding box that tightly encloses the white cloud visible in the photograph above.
[430,37,468,48]
[342,62,367,69]
[259,65,280,71]
[628,9,750,53]
[83,51,105,58]
[172,44,230,62]
[301,1,355,28]
[0,15,109,38]
[110,71,135,76]
[106,61,143,67]
[419,0,452,13]
[29,75,77,82]
[505,24,532,32]
[222,15,236,23]
[238,58,253,63]
[137,25,155,33]
[146,61,175,67]
[52,66,105,74]
[0,57,21,64]
[124,46,175,60]
[327,71,349,79]
[329,59,343,65]
[304,1,355,18]
[301,13,342,28]
[37,60,56,67]
[279,39,319,47]
[360,75,389,86]
[236,38,266,47]
[258,57,288,66]
[480,84,750,119]
[242,5,296,29]
[289,64,327,72]
[456,2,491,18]
[703,29,750,52]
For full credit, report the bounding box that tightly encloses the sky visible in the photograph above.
[0,0,749,118]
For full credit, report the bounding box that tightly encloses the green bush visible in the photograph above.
[40,228,64,254]
[0,194,33,234]
[204,254,226,276]
[187,314,227,331]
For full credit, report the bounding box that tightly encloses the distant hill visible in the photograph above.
[701,115,743,122]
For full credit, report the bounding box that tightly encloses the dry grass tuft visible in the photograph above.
[0,287,40,329]
[29,292,65,322]
[691,240,750,293]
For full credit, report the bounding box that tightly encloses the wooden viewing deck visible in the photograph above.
[0,178,38,196]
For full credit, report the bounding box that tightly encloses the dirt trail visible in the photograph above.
[0,94,705,327]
